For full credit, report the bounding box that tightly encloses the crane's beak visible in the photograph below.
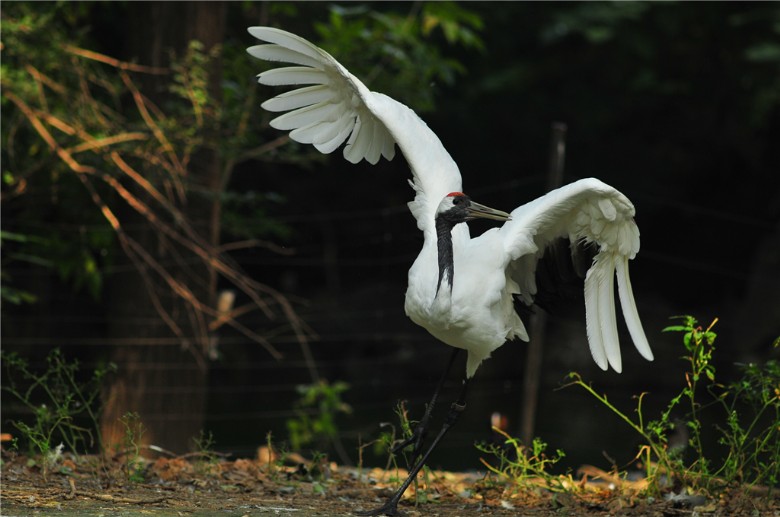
[466,201,511,222]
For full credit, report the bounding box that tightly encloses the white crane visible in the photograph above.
[248,26,654,516]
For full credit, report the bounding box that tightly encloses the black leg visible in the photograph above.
[392,348,460,463]
[356,377,470,516]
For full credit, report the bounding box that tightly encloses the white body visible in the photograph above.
[248,27,654,379]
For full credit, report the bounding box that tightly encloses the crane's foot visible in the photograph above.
[354,498,403,516]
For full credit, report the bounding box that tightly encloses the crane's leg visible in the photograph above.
[355,378,470,517]
[391,348,460,463]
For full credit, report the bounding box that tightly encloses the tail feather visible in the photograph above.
[598,254,622,373]
[616,256,654,361]
[584,256,608,371]
[585,253,625,372]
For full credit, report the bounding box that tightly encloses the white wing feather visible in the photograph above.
[499,178,651,371]
[247,26,462,236]
[261,85,335,112]
[616,256,654,361]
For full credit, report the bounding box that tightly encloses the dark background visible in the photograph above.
[3,2,779,472]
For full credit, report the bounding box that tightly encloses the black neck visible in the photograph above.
[435,217,455,296]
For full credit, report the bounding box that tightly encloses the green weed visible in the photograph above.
[356,402,408,485]
[358,400,436,503]
[568,315,780,496]
[119,412,146,483]
[191,430,220,476]
[389,400,414,474]
[476,427,568,493]
[1,348,115,475]
[191,429,216,457]
[390,400,436,504]
[713,360,779,489]
[262,431,281,478]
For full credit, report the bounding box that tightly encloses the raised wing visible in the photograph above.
[247,27,462,237]
[499,178,653,372]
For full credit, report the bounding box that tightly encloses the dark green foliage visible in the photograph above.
[2,4,123,301]
[286,380,352,453]
[1,231,42,305]
[1,1,483,307]
[220,190,291,241]
[312,3,484,112]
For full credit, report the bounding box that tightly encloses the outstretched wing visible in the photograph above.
[247,27,462,237]
[499,178,653,372]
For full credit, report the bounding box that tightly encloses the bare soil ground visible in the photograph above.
[1,450,776,516]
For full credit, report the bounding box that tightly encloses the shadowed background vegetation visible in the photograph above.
[2,2,778,475]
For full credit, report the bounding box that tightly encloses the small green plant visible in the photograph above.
[356,401,415,487]
[1,348,116,469]
[192,429,216,455]
[191,430,220,476]
[476,427,568,492]
[387,400,414,473]
[119,412,146,483]
[358,424,392,480]
[308,449,331,484]
[713,360,779,489]
[661,315,718,475]
[569,315,780,497]
[357,400,435,503]
[262,431,280,478]
[388,400,437,504]
[286,379,351,453]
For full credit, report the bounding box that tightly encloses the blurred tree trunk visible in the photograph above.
[100,2,226,453]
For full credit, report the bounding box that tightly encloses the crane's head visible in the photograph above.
[435,192,511,226]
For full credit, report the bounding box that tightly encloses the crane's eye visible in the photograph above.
[453,197,464,205]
